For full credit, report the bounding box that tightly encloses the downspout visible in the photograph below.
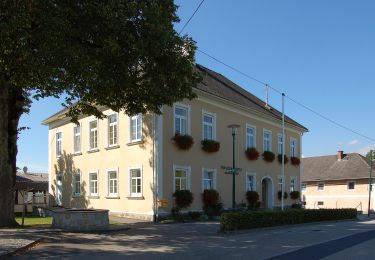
[152,113,157,222]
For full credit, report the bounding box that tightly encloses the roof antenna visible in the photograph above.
[265,84,271,109]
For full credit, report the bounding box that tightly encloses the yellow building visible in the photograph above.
[43,65,308,220]
[302,151,374,213]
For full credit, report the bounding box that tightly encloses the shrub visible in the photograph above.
[245,147,260,160]
[277,190,288,200]
[245,191,260,209]
[290,191,301,200]
[290,157,301,166]
[172,133,194,150]
[202,190,223,218]
[201,139,220,153]
[173,190,193,209]
[262,151,275,162]
[291,203,302,209]
[277,154,289,164]
[220,208,357,231]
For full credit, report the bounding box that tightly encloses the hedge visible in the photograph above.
[220,208,357,231]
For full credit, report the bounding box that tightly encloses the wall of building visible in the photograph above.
[302,179,373,213]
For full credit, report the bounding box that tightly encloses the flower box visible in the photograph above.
[245,147,260,160]
[201,139,220,153]
[290,157,301,166]
[262,151,275,162]
[172,133,194,150]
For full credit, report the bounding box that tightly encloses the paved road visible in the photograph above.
[14,219,375,259]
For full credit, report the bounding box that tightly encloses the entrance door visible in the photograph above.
[261,177,273,209]
[56,175,63,206]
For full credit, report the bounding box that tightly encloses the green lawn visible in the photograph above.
[15,216,52,226]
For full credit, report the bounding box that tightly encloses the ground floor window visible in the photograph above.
[317,201,324,207]
[317,182,325,191]
[107,170,118,197]
[174,166,190,191]
[130,168,142,197]
[290,176,297,192]
[73,171,81,196]
[203,169,216,190]
[347,181,355,190]
[89,172,98,196]
[278,176,284,192]
[246,173,256,191]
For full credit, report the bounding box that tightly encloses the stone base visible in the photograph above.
[109,211,154,221]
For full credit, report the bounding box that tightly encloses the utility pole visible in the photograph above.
[227,124,240,209]
[368,150,373,217]
[281,93,285,211]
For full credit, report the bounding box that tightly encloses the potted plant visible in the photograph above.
[277,190,288,200]
[201,190,223,218]
[201,139,220,153]
[262,151,275,162]
[245,147,260,160]
[172,133,194,150]
[290,157,301,166]
[277,154,289,164]
[245,191,260,209]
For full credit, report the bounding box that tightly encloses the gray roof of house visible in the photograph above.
[42,64,308,132]
[302,153,372,182]
[15,172,49,191]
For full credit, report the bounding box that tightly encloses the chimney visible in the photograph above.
[337,151,344,161]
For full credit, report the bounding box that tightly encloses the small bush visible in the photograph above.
[245,147,260,160]
[173,190,193,209]
[262,151,275,162]
[277,190,288,200]
[201,139,220,153]
[277,154,289,164]
[172,133,194,150]
[290,157,301,166]
[220,208,357,231]
[202,190,223,218]
[290,191,301,200]
[246,191,260,209]
[291,203,302,209]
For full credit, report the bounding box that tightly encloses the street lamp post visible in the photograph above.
[228,124,240,209]
[368,150,373,217]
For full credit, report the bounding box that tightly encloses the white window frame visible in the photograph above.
[173,103,191,135]
[277,133,283,155]
[201,168,217,191]
[107,113,118,147]
[301,183,307,191]
[290,138,297,157]
[246,172,256,192]
[202,110,216,140]
[89,171,99,197]
[290,176,297,192]
[130,113,142,142]
[246,124,256,149]
[129,166,143,197]
[317,182,325,191]
[347,181,356,191]
[107,168,119,197]
[73,124,81,154]
[173,165,191,192]
[263,129,272,152]
[56,132,62,158]
[73,171,81,196]
[89,119,99,150]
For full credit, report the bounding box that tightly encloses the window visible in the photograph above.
[174,166,190,191]
[108,114,118,146]
[73,125,81,153]
[89,120,98,150]
[277,134,283,155]
[73,171,81,196]
[290,176,297,192]
[246,173,256,191]
[263,129,272,152]
[202,169,216,190]
[317,182,325,191]
[246,125,256,148]
[174,105,189,135]
[290,138,297,157]
[107,170,118,197]
[301,183,307,191]
[56,132,62,157]
[130,168,142,196]
[278,176,284,192]
[202,112,216,140]
[130,114,142,142]
[348,181,355,191]
[89,172,98,196]
[317,201,324,206]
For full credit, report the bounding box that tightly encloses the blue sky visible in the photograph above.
[18,0,375,172]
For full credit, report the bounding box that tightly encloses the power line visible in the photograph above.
[179,0,205,34]
[197,48,375,143]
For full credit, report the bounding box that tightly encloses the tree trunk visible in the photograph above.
[0,80,24,227]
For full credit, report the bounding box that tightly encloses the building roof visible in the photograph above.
[302,153,372,182]
[15,172,49,191]
[42,64,308,132]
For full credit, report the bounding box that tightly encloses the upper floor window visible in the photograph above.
[73,171,81,196]
[73,125,81,153]
[89,120,98,150]
[130,168,142,197]
[263,129,272,152]
[202,168,216,190]
[202,112,216,140]
[174,105,189,135]
[108,114,118,146]
[277,134,283,155]
[348,181,355,191]
[290,138,297,157]
[130,113,142,142]
[301,183,307,191]
[174,165,190,191]
[246,173,256,191]
[56,132,62,157]
[290,176,297,192]
[246,125,256,148]
[317,182,325,191]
